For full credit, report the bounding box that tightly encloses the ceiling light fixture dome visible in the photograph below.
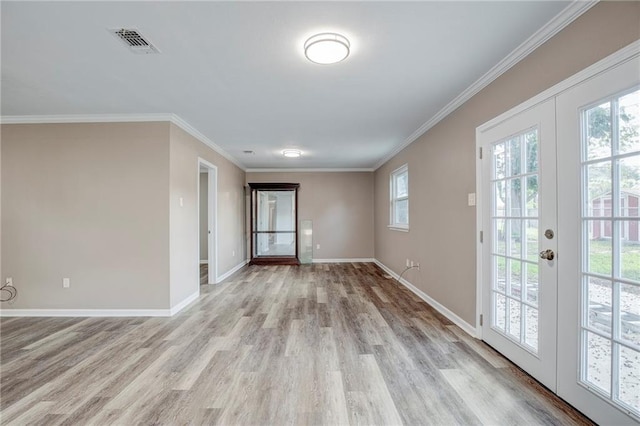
[283,149,302,158]
[304,33,350,65]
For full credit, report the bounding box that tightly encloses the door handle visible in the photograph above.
[539,249,555,260]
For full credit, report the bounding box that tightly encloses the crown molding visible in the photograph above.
[1,0,598,174]
[246,168,374,173]
[477,39,640,134]
[0,113,174,124]
[0,114,372,172]
[168,114,245,170]
[0,113,247,171]
[374,0,599,170]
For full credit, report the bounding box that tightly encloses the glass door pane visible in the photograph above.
[580,88,640,417]
[491,128,540,353]
[480,97,556,392]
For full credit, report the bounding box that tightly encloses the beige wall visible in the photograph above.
[1,121,246,311]
[246,172,374,260]
[1,132,3,289]
[1,122,171,309]
[374,2,640,326]
[170,124,245,308]
[199,173,208,261]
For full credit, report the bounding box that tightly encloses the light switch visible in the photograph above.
[468,193,476,206]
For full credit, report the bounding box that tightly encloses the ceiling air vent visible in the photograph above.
[109,28,160,54]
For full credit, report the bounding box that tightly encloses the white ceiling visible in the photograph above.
[1,1,573,169]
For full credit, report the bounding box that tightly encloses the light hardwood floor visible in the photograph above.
[1,263,592,425]
[201,264,209,285]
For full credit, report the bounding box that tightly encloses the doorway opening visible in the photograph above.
[198,159,218,284]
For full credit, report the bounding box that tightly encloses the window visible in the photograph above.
[389,164,409,230]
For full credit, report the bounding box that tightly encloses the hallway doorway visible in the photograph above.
[198,159,218,284]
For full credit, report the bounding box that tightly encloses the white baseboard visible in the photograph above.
[169,291,200,316]
[312,258,375,263]
[0,308,172,317]
[373,259,478,338]
[0,291,201,318]
[215,259,249,283]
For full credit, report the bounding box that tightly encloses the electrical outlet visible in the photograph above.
[63,278,70,288]
[406,259,410,267]
[410,261,414,267]
[232,250,235,257]
[316,244,320,250]
[5,277,13,287]
[468,193,476,206]
[416,263,420,270]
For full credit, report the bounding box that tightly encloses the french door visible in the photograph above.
[556,58,639,425]
[480,53,640,424]
[479,98,558,392]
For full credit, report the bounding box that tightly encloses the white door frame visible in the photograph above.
[197,158,218,285]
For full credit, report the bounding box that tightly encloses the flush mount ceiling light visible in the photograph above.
[283,149,302,158]
[304,33,350,65]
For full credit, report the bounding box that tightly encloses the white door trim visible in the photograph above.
[197,158,218,285]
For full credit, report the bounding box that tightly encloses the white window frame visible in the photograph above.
[389,164,409,231]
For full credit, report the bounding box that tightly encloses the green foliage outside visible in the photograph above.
[495,239,640,284]
[589,239,640,282]
[493,92,640,289]
[586,100,640,200]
